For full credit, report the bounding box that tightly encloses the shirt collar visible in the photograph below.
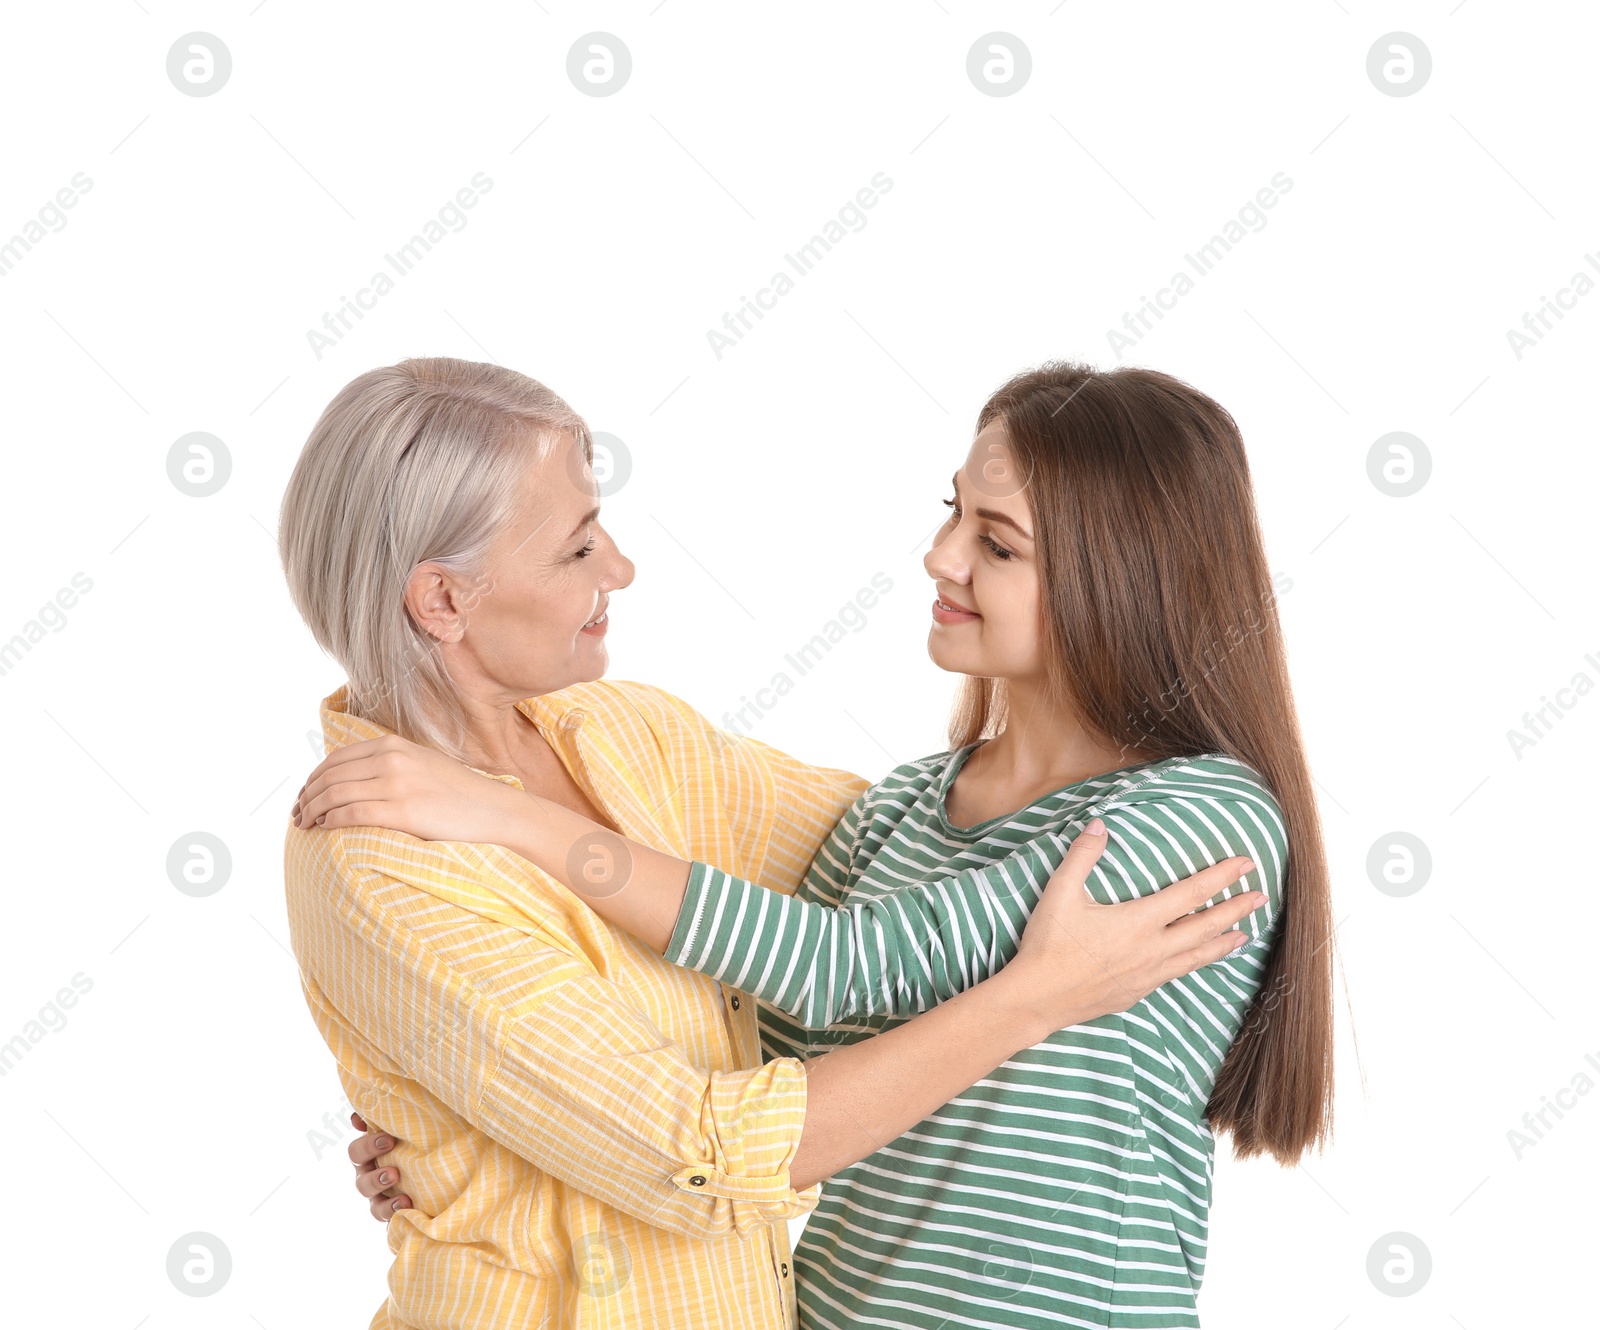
[515,690,592,741]
[315,685,665,819]
[317,683,682,852]
[524,688,688,856]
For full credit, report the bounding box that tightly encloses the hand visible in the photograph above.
[348,1113,412,1221]
[1005,818,1265,1034]
[293,732,523,843]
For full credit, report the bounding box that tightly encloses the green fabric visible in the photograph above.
[666,746,1288,1329]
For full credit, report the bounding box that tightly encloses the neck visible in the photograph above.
[452,689,544,777]
[436,639,569,776]
[968,674,1143,788]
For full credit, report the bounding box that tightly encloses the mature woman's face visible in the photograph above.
[410,429,634,701]
[923,420,1044,683]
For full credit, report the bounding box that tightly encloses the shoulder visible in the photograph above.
[861,747,958,805]
[1097,752,1281,813]
[286,820,433,895]
[870,749,953,790]
[282,821,410,962]
[1087,753,1289,875]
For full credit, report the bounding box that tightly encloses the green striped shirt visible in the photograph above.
[665,745,1287,1329]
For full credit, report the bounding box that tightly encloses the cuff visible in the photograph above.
[665,860,720,967]
[662,1054,819,1233]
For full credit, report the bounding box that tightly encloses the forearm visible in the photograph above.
[670,853,1045,1027]
[787,964,1068,1191]
[494,790,692,952]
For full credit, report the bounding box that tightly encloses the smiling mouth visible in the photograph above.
[583,609,607,629]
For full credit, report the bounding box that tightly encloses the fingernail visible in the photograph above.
[1229,934,1249,953]
[379,1170,394,1185]
[1084,817,1106,836]
[392,1197,408,1214]
[1239,859,1256,875]
[374,1136,392,1151]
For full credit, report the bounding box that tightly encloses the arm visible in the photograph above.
[287,825,818,1240]
[294,734,773,952]
[341,918,1129,1209]
[294,742,1271,1030]
[670,791,1285,1029]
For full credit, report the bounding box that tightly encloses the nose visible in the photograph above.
[923,523,969,587]
[603,530,636,591]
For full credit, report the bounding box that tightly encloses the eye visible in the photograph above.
[980,534,1014,561]
[574,535,597,559]
[942,496,960,519]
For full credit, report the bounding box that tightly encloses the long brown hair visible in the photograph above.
[950,361,1333,1164]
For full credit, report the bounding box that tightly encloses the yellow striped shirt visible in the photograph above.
[283,679,867,1329]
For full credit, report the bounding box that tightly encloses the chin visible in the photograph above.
[925,635,972,677]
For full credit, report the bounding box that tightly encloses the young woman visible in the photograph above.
[299,362,1333,1328]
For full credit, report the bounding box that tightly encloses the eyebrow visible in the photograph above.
[951,471,1034,541]
[568,506,600,539]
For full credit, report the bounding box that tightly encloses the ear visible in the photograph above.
[404,562,467,644]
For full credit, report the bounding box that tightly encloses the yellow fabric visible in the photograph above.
[283,679,867,1329]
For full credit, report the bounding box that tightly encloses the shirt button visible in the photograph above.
[688,1175,707,1187]
[730,995,741,1010]
[781,1262,789,1277]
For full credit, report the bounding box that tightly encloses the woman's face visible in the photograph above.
[409,430,635,700]
[923,420,1045,683]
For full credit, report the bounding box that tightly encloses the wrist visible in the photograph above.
[977,963,1075,1052]
[489,785,547,862]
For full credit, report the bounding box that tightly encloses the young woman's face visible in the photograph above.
[923,420,1045,683]
[417,430,635,698]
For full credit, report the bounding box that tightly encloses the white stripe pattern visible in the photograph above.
[664,748,1288,1328]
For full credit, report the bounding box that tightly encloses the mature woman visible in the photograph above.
[278,358,1260,1330]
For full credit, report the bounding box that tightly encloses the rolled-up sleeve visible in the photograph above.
[289,827,818,1242]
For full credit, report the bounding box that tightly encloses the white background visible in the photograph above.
[1,2,1595,1326]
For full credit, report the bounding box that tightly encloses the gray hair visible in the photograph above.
[278,357,591,761]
